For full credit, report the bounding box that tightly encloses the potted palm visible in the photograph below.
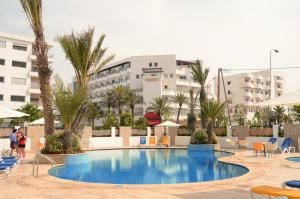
[188,101,226,152]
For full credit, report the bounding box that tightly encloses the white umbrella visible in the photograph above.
[0,105,29,118]
[156,120,180,135]
[156,120,181,127]
[28,117,61,126]
[255,90,300,106]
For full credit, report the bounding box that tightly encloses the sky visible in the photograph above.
[1,0,300,92]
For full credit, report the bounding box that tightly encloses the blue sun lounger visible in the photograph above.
[279,138,293,153]
[0,165,10,179]
[268,137,277,144]
[283,180,300,189]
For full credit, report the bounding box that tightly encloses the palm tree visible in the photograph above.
[57,27,115,134]
[147,97,171,122]
[20,0,54,135]
[202,101,226,144]
[126,90,143,120]
[99,91,115,110]
[172,93,187,123]
[273,106,285,125]
[187,89,198,135]
[191,59,210,128]
[112,85,128,116]
[53,76,87,153]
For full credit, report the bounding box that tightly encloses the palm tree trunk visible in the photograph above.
[63,129,73,154]
[71,101,88,136]
[200,87,208,128]
[35,39,54,136]
[131,106,134,121]
[207,122,214,144]
[176,105,182,124]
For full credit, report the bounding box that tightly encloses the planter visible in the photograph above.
[38,152,88,164]
[187,144,220,152]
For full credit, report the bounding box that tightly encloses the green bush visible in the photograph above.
[41,133,64,154]
[103,110,118,129]
[187,113,196,135]
[41,132,81,154]
[190,129,208,144]
[134,117,147,130]
[120,112,133,126]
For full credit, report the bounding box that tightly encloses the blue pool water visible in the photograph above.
[287,157,300,162]
[49,149,248,184]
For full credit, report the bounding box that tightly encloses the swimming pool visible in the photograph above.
[49,149,248,184]
[287,157,300,162]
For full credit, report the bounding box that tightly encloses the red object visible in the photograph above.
[144,112,160,120]
[147,120,160,126]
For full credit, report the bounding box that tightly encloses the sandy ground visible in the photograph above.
[0,150,300,199]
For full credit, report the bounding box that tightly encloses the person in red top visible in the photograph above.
[17,128,26,158]
[16,128,21,157]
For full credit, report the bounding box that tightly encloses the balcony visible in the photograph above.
[244,81,254,88]
[162,88,176,96]
[176,79,190,86]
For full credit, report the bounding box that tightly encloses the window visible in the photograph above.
[251,99,254,102]
[11,95,25,102]
[0,59,5,65]
[0,94,3,101]
[265,91,269,95]
[245,78,250,83]
[12,61,26,68]
[136,74,139,79]
[179,76,187,80]
[277,76,281,80]
[277,92,281,97]
[164,74,168,78]
[266,81,270,86]
[0,40,6,48]
[169,73,173,78]
[13,44,27,51]
[0,76,4,83]
[30,97,39,102]
[11,77,26,85]
[227,90,231,95]
[164,85,168,89]
[154,62,158,67]
[245,89,249,92]
[149,63,152,67]
[277,84,281,89]
[227,81,231,85]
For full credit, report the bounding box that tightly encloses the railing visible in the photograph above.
[177,127,190,136]
[131,129,147,136]
[32,152,57,178]
[92,129,120,137]
[249,128,272,137]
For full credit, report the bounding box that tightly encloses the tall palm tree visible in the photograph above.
[147,97,171,122]
[126,90,143,120]
[187,89,198,135]
[57,27,115,134]
[99,91,115,110]
[202,101,226,144]
[172,93,187,123]
[112,85,128,116]
[273,105,285,125]
[20,0,54,135]
[191,59,209,128]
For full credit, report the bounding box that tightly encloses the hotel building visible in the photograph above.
[213,69,285,121]
[88,55,211,124]
[0,32,54,110]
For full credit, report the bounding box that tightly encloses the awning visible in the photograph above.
[28,117,61,126]
[0,106,29,118]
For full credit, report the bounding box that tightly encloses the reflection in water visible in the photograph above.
[49,149,248,184]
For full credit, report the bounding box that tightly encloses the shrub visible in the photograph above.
[190,129,208,144]
[41,132,81,154]
[103,109,118,129]
[120,112,133,126]
[134,117,147,130]
[41,132,64,154]
[187,113,196,135]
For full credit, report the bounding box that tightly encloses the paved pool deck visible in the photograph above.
[1,150,300,199]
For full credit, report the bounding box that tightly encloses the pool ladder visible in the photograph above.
[32,152,57,177]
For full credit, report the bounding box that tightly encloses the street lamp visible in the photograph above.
[269,49,279,99]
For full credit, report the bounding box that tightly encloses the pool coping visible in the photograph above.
[42,147,257,187]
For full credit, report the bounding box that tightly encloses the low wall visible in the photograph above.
[175,136,190,146]
[284,124,300,151]
[89,137,123,148]
[129,136,157,146]
[0,138,32,151]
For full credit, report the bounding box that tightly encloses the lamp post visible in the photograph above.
[269,49,279,99]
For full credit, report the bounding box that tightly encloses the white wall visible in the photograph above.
[175,136,191,146]
[89,137,123,148]
[0,138,32,151]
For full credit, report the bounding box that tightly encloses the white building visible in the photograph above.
[213,69,285,121]
[88,55,206,124]
[0,32,54,110]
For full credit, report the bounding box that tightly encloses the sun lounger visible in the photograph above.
[253,142,264,156]
[280,138,294,153]
[268,137,278,144]
[162,136,170,147]
[149,136,156,145]
[283,180,300,189]
[251,185,300,199]
[140,137,147,145]
[264,142,278,157]
[0,165,10,179]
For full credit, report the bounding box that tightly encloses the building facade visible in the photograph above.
[213,69,285,121]
[88,55,207,125]
[0,32,54,110]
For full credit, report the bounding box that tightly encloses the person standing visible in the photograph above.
[17,130,26,158]
[9,129,17,156]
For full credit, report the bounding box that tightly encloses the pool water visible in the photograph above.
[49,149,248,184]
[287,157,300,162]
